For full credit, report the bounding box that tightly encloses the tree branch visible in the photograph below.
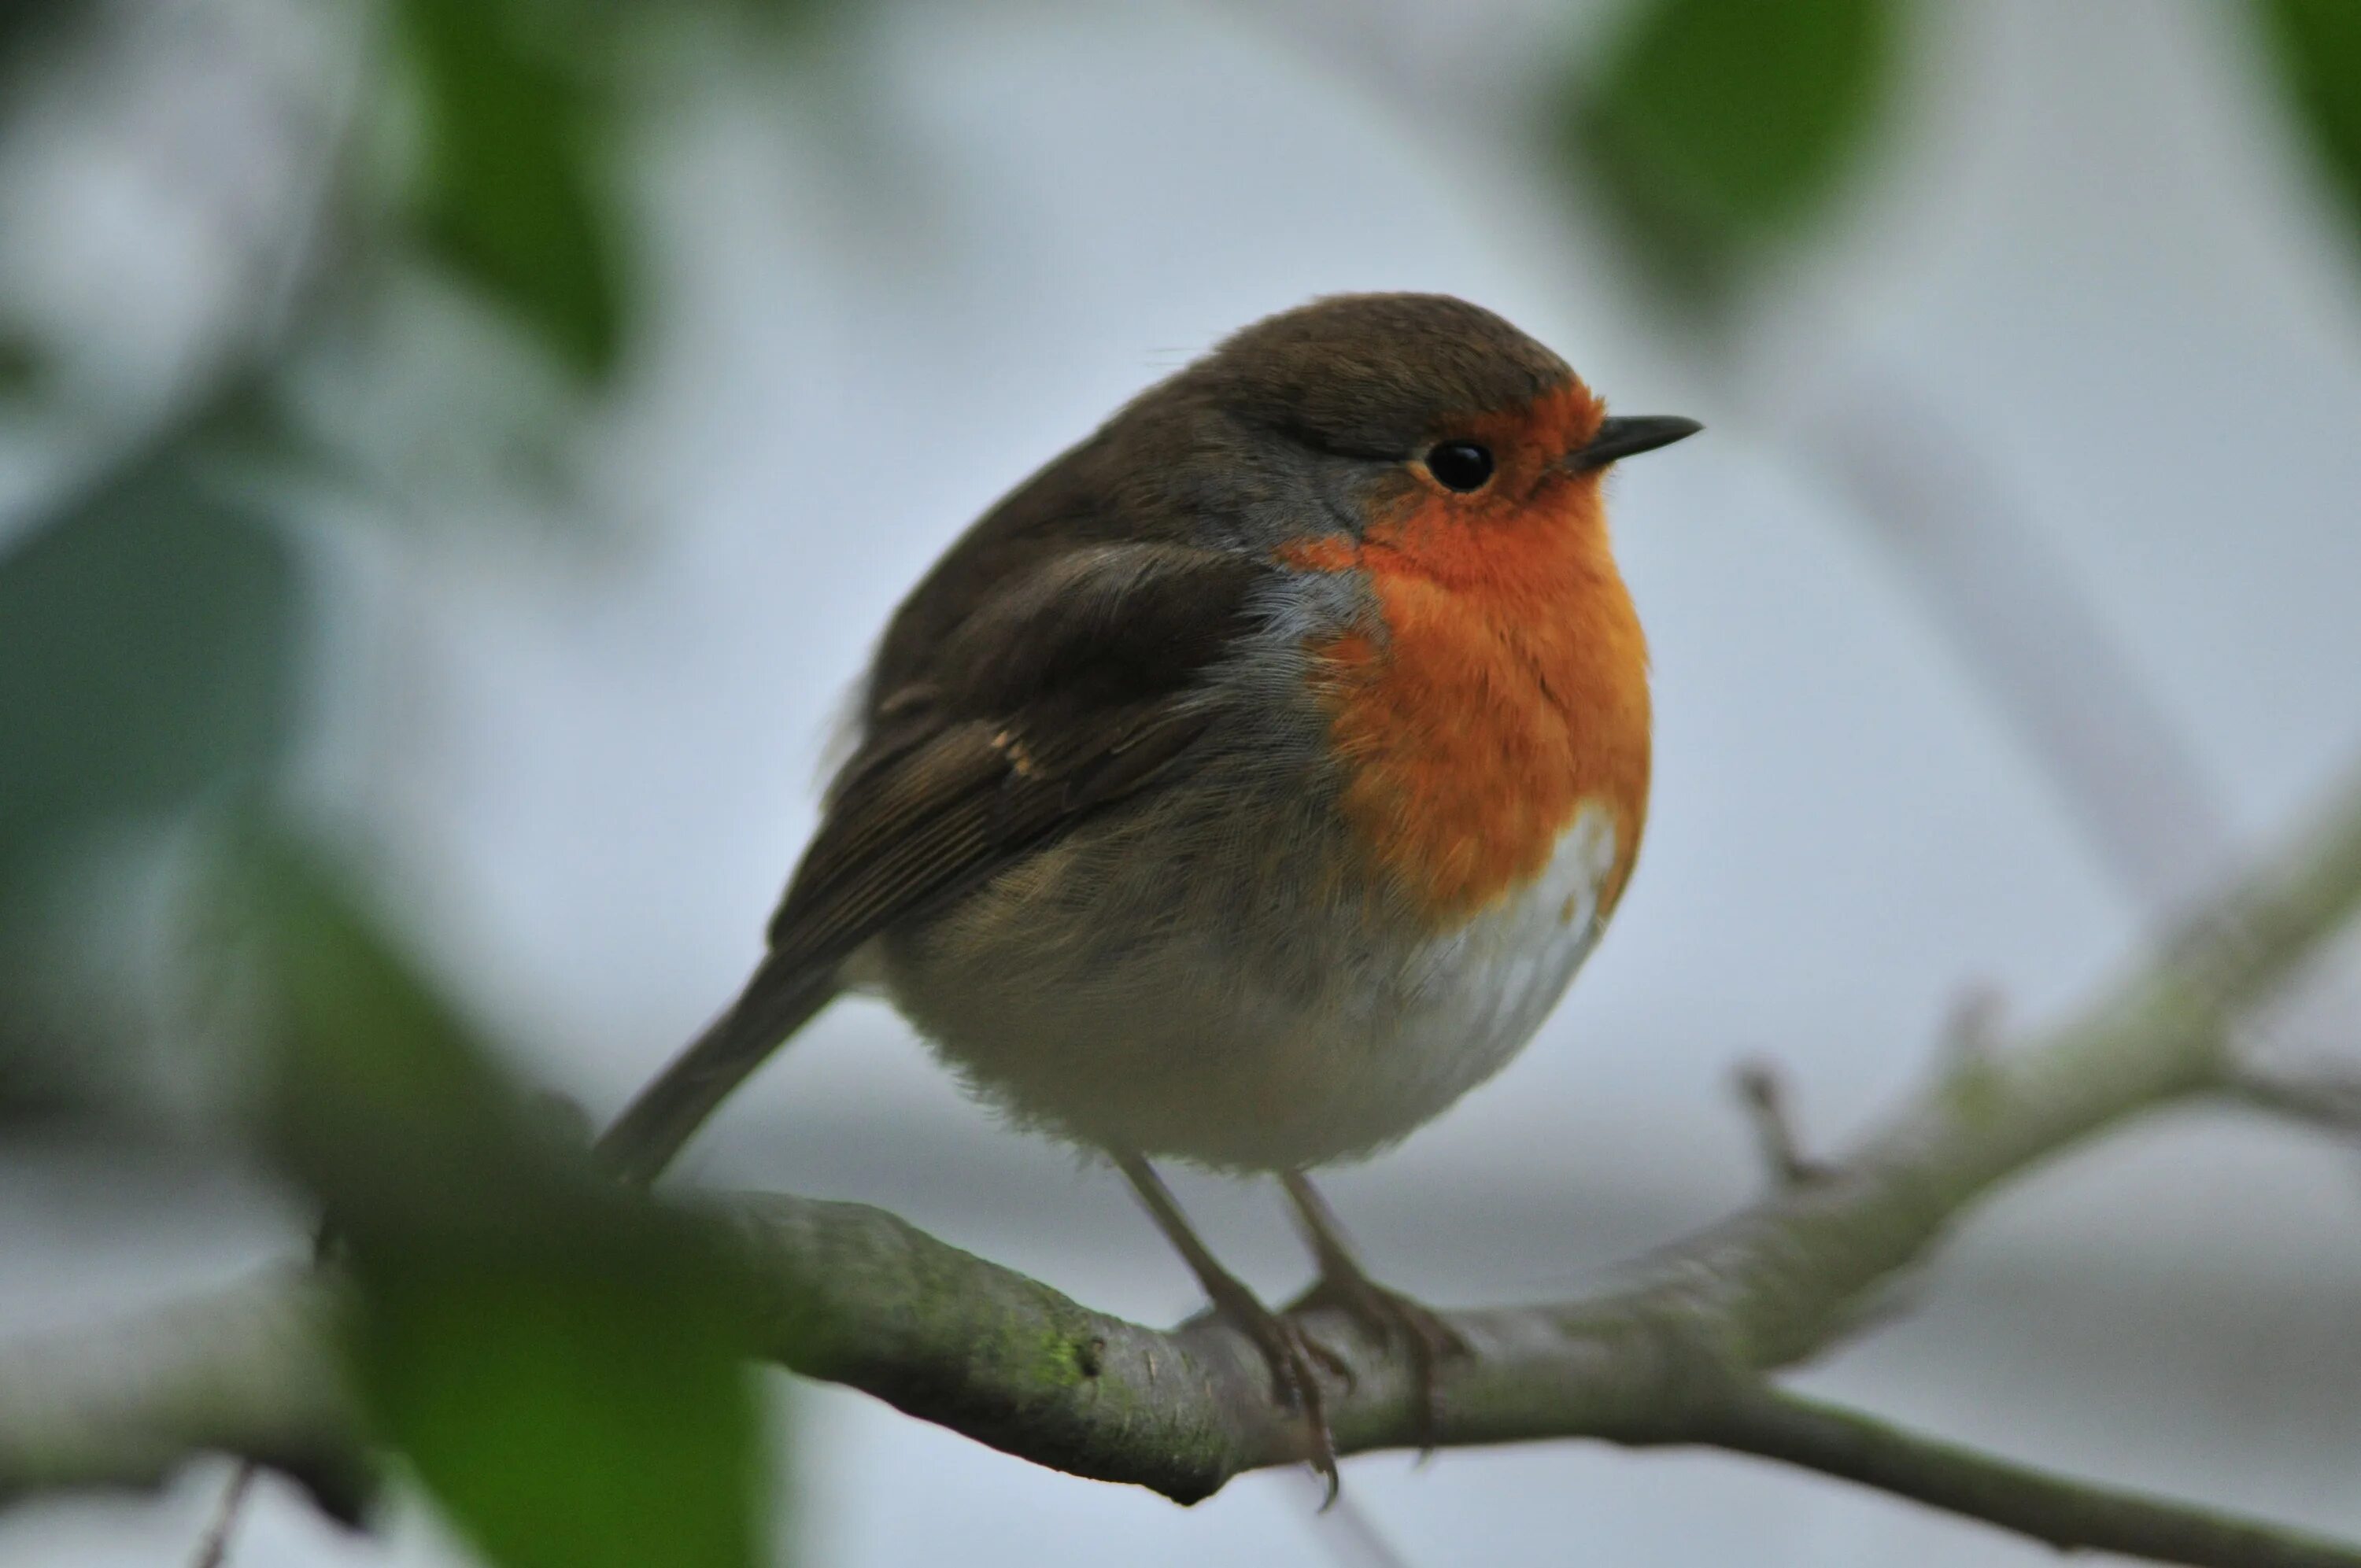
[0,1271,364,1522]
[1698,1389,2361,1568]
[10,763,2361,1563]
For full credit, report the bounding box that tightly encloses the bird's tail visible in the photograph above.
[596,954,841,1186]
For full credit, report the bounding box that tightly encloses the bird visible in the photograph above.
[598,292,1698,1488]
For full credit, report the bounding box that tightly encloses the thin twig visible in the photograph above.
[1733,1058,1823,1187]
[188,1463,257,1568]
[2226,1064,2361,1137]
[1939,983,2005,1070]
[1701,1387,2361,1568]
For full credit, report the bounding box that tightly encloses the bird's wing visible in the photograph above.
[595,540,1266,1182]
[767,540,1264,965]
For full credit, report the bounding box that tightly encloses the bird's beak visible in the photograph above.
[1565,415,1703,473]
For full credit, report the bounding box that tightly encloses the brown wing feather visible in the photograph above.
[597,541,1266,1182]
[766,542,1261,964]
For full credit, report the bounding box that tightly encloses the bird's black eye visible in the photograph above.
[1424,441,1494,493]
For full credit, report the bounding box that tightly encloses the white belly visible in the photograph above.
[878,801,1624,1172]
[1309,803,1621,1157]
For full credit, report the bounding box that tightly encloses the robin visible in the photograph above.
[600,293,1698,1486]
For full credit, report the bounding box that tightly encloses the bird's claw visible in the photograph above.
[1195,1275,1343,1501]
[1288,1271,1469,1453]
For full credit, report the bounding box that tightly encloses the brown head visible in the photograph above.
[881,293,1694,671]
[1150,293,1696,552]
[1173,294,1697,924]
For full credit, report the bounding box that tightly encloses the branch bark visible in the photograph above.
[10,763,2361,1564]
[1700,1390,2361,1568]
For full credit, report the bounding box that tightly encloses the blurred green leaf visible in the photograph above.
[237,832,525,1187]
[0,458,298,889]
[1567,0,1905,314]
[234,835,767,1568]
[398,0,626,379]
[2257,0,2361,269]
[0,331,44,399]
[0,0,91,76]
[360,1244,764,1568]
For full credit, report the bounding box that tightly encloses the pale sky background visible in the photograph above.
[4,2,2361,1564]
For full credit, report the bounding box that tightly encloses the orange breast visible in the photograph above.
[1284,478,1651,928]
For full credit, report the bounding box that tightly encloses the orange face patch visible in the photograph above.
[1280,384,1652,927]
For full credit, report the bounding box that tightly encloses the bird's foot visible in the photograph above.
[1287,1267,1468,1452]
[1193,1269,1346,1500]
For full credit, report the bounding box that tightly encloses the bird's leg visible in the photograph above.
[1114,1152,1343,1497]
[1278,1171,1469,1451]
